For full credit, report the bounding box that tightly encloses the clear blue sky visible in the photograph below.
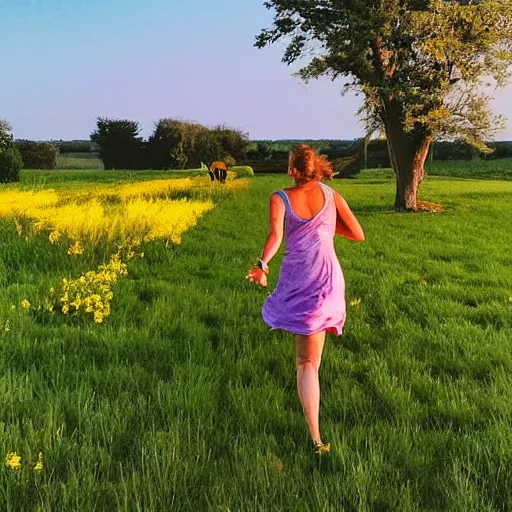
[2,0,511,141]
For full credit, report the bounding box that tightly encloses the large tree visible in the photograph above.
[256,0,512,210]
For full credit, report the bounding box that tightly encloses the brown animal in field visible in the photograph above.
[209,161,227,183]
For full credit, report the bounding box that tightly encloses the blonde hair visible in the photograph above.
[288,144,334,183]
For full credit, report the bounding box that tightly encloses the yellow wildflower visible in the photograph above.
[49,230,62,244]
[21,299,31,309]
[94,311,104,323]
[349,298,362,307]
[67,241,84,256]
[34,452,43,471]
[5,452,21,469]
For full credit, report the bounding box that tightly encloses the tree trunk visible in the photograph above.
[382,100,432,211]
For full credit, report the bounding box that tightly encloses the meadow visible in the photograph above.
[0,164,511,511]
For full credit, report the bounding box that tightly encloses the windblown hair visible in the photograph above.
[288,144,334,183]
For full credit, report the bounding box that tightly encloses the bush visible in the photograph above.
[0,147,23,183]
[15,141,59,169]
[148,119,205,170]
[58,140,99,153]
[210,125,249,163]
[0,119,13,153]
[230,165,254,177]
[90,118,143,170]
[190,130,223,168]
[223,155,236,167]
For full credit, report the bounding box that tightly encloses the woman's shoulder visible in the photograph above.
[270,190,287,202]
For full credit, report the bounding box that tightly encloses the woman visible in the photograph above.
[247,144,365,453]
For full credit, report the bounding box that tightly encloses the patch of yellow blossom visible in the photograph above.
[49,230,62,244]
[3,175,247,323]
[122,199,214,244]
[349,298,362,307]
[0,189,58,218]
[5,452,21,470]
[67,240,84,256]
[116,178,195,201]
[0,176,245,245]
[57,252,128,323]
[4,451,43,471]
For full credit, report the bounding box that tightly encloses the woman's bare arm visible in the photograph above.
[247,193,285,286]
[334,191,365,242]
[260,192,285,264]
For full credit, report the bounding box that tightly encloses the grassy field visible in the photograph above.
[54,152,512,180]
[56,153,103,170]
[0,169,511,511]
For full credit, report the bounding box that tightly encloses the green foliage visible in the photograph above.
[90,118,143,170]
[0,147,23,183]
[15,141,59,169]
[147,120,249,170]
[148,119,205,170]
[257,0,512,208]
[58,140,99,153]
[0,119,13,153]
[210,125,249,163]
[257,0,512,147]
[223,155,236,168]
[191,130,223,167]
[230,165,254,177]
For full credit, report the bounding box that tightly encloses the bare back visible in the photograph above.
[283,182,326,220]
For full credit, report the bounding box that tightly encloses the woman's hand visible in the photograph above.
[246,267,268,287]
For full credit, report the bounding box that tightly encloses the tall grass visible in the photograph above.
[56,153,104,170]
[0,169,511,511]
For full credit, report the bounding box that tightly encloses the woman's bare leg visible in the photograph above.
[295,330,326,445]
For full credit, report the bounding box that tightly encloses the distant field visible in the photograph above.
[54,152,512,181]
[57,152,103,170]
[0,169,511,510]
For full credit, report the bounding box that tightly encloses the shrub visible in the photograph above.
[190,130,223,168]
[223,155,236,167]
[58,140,99,153]
[210,126,249,163]
[0,147,23,183]
[230,165,254,177]
[15,141,59,169]
[148,119,205,170]
[90,118,143,170]
[0,119,13,153]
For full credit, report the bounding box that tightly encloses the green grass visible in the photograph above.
[427,158,512,180]
[56,153,103,170]
[1,170,511,511]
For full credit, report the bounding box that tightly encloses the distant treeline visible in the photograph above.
[11,136,512,171]
[248,139,512,162]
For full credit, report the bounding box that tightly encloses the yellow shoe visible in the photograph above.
[314,442,331,454]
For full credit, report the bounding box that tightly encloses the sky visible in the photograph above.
[1,0,512,141]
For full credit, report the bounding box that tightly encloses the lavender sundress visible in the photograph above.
[262,182,346,336]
